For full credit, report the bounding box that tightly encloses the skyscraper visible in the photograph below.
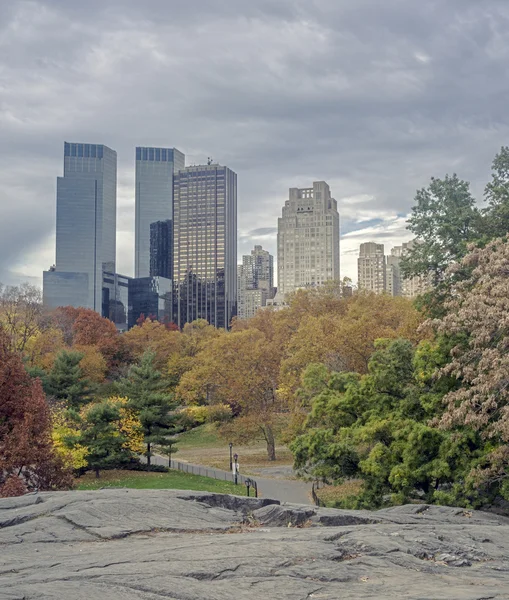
[134,147,185,278]
[237,245,274,320]
[173,163,237,329]
[43,142,117,311]
[357,242,386,293]
[150,220,172,279]
[277,181,340,298]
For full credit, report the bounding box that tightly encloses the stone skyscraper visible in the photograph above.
[43,142,117,311]
[237,245,274,320]
[357,242,386,294]
[173,163,237,329]
[134,147,185,278]
[277,181,340,298]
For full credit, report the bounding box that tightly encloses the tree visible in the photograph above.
[0,283,42,353]
[123,318,180,370]
[0,328,72,496]
[117,351,179,466]
[178,328,285,460]
[79,401,131,478]
[290,338,478,509]
[433,238,509,500]
[401,174,481,286]
[483,146,509,239]
[44,350,93,410]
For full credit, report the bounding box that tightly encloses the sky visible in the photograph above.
[1,0,508,287]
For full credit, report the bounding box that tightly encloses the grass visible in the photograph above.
[76,469,243,495]
[316,480,364,507]
[173,424,294,475]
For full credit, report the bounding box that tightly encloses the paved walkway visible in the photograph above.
[152,455,312,505]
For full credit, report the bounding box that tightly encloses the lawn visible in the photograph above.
[316,480,364,507]
[76,469,244,495]
[173,424,294,475]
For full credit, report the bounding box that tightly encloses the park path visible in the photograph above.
[152,454,312,505]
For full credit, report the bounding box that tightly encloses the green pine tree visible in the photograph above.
[44,350,93,410]
[80,401,131,478]
[117,351,180,466]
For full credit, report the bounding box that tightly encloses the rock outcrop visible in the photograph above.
[1,489,509,599]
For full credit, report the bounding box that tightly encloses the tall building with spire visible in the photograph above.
[173,163,237,329]
[277,181,340,298]
[43,142,117,311]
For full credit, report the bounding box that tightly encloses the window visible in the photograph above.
[77,144,83,157]
[136,148,141,160]
[149,148,154,161]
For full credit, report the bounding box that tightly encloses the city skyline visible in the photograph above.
[2,2,506,289]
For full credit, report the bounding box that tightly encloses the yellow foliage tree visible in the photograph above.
[73,344,108,383]
[51,407,88,470]
[106,396,144,454]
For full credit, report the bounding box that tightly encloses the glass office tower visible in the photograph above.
[134,147,185,278]
[173,164,237,329]
[150,220,172,279]
[43,142,117,311]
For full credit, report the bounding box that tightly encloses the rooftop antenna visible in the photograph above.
[207,156,213,165]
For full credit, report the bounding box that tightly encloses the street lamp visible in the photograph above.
[229,442,233,471]
[233,453,239,485]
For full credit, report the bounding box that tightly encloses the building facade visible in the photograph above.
[237,245,274,320]
[357,242,386,294]
[128,276,172,329]
[134,147,185,278]
[43,142,117,312]
[150,220,172,279]
[173,164,237,329]
[102,270,131,331]
[385,245,403,297]
[277,181,340,298]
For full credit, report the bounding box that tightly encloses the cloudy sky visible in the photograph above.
[1,0,508,286]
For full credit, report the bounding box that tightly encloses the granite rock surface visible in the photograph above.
[1,489,509,599]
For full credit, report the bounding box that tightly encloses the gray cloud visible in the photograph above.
[1,0,508,284]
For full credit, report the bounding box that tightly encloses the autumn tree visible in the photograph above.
[0,328,72,496]
[123,318,180,370]
[117,352,180,466]
[178,327,285,460]
[433,238,509,500]
[0,283,42,353]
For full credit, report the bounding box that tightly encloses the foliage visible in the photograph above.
[51,406,88,471]
[401,174,481,286]
[117,351,180,466]
[44,350,93,410]
[78,400,132,477]
[290,338,488,509]
[431,238,509,498]
[178,326,284,460]
[106,396,144,453]
[0,283,42,353]
[482,146,509,239]
[0,328,73,496]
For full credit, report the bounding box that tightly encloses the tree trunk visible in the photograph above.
[95,468,100,479]
[265,425,276,461]
[147,442,151,467]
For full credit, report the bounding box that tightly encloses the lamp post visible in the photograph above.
[233,453,239,485]
[229,442,233,472]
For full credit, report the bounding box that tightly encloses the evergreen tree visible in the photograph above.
[79,401,131,478]
[482,146,509,238]
[44,350,93,410]
[117,351,179,466]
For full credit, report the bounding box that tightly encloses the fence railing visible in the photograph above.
[311,480,326,507]
[152,455,258,497]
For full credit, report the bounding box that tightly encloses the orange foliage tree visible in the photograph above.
[0,328,72,496]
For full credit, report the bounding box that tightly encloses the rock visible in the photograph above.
[1,489,509,599]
